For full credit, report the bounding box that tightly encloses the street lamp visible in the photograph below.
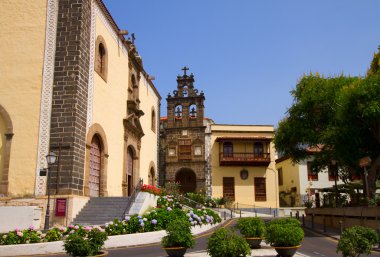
[331,160,338,208]
[44,151,58,230]
[359,156,372,199]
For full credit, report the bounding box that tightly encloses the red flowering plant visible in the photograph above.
[141,184,161,196]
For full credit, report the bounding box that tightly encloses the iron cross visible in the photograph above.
[182,66,189,76]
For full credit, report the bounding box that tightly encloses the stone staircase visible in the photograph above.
[73,197,130,226]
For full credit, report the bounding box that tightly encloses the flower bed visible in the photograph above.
[0,194,221,246]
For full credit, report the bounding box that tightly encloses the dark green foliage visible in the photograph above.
[275,58,380,199]
[161,219,195,248]
[207,228,251,257]
[237,217,266,238]
[266,218,304,247]
[337,226,379,257]
[64,227,108,257]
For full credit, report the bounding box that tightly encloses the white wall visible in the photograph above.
[0,206,42,233]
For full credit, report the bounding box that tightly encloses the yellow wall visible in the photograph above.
[0,1,48,196]
[210,124,278,208]
[92,15,130,196]
[138,77,159,186]
[275,158,301,194]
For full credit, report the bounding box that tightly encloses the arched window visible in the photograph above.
[95,36,108,81]
[254,142,264,157]
[175,105,182,119]
[189,104,197,118]
[223,142,233,157]
[151,108,156,132]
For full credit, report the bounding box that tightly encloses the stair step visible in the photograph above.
[73,197,132,226]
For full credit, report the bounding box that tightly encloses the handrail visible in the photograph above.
[232,202,276,216]
[179,195,206,209]
[122,178,143,219]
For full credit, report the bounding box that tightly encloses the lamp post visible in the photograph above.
[44,151,58,230]
[359,156,372,199]
[331,160,338,208]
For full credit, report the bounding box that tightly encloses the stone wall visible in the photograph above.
[49,0,92,195]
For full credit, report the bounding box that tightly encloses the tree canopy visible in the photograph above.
[274,48,380,198]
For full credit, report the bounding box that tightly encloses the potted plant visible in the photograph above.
[161,219,195,257]
[64,226,108,257]
[207,227,251,257]
[237,217,266,248]
[266,218,304,257]
[337,225,379,257]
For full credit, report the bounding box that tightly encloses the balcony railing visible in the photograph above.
[219,152,271,166]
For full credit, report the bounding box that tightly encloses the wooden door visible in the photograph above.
[223,177,235,201]
[176,169,196,193]
[89,136,101,197]
[127,147,134,196]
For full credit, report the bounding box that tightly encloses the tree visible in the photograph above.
[275,48,380,199]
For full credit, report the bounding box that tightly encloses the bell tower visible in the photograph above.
[160,67,207,193]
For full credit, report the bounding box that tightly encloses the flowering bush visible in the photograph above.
[157,195,182,209]
[64,226,107,257]
[141,184,161,195]
[1,226,43,245]
[186,207,222,226]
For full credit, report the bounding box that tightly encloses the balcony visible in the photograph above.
[219,152,270,166]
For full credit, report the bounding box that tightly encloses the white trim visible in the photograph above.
[93,2,129,56]
[35,0,58,196]
[86,0,96,132]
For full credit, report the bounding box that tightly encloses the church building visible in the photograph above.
[0,0,160,228]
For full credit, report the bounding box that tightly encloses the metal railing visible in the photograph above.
[122,178,143,219]
[232,202,278,217]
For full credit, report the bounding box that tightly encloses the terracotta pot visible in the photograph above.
[162,246,187,257]
[245,237,262,249]
[273,245,300,257]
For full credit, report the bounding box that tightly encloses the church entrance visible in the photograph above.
[127,147,134,196]
[175,168,196,193]
[89,135,101,197]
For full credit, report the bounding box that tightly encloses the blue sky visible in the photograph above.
[103,0,380,126]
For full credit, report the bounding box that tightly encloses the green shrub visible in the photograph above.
[237,217,266,238]
[44,227,64,242]
[186,192,206,205]
[207,228,251,257]
[266,218,304,247]
[64,226,108,257]
[337,226,378,257]
[161,219,195,248]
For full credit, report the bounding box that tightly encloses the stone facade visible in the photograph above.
[49,0,92,196]
[159,68,207,193]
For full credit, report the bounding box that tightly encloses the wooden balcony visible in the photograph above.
[219,152,271,166]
